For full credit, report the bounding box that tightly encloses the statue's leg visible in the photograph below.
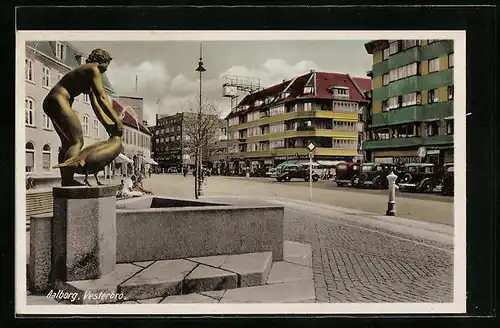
[83,173,91,186]
[44,94,84,186]
[94,173,103,185]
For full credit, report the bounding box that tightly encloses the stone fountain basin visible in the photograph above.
[115,196,284,263]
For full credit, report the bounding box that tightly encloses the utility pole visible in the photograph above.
[195,43,206,198]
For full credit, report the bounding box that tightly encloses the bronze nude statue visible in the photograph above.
[43,48,124,186]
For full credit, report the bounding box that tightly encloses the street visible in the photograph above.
[142,173,454,303]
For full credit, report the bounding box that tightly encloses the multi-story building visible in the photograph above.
[112,97,153,176]
[363,39,454,164]
[151,112,220,172]
[224,70,371,174]
[208,119,229,174]
[24,41,114,181]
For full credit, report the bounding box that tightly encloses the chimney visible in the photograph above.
[310,69,315,73]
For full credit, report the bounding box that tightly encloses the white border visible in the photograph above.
[16,30,466,315]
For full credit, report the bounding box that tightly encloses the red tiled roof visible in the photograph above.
[225,71,369,119]
[112,99,151,135]
[314,72,368,102]
[352,77,372,92]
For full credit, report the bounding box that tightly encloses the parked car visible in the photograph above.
[355,163,402,189]
[265,167,276,177]
[398,163,444,193]
[334,162,360,187]
[435,163,454,196]
[167,167,178,173]
[272,164,320,182]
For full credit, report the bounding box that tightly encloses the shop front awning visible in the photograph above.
[316,160,343,167]
[115,153,133,164]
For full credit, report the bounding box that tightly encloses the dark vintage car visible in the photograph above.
[352,163,402,189]
[435,163,454,196]
[398,163,444,193]
[333,162,360,187]
[272,164,320,182]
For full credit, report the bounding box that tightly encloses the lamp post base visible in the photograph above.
[386,201,396,216]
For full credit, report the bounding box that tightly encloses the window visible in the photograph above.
[401,39,420,50]
[26,142,35,173]
[93,118,99,138]
[429,58,440,73]
[25,59,34,82]
[402,92,418,107]
[83,93,90,103]
[448,85,454,100]
[382,100,389,112]
[303,102,312,111]
[388,97,399,110]
[83,115,90,136]
[389,41,399,55]
[303,86,314,94]
[42,113,51,129]
[446,120,454,135]
[428,89,440,104]
[42,144,51,172]
[428,39,439,44]
[389,69,397,82]
[55,42,66,61]
[382,74,390,86]
[25,98,35,126]
[42,66,51,88]
[448,53,454,68]
[382,47,390,60]
[426,122,439,136]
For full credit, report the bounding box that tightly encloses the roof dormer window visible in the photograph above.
[254,100,263,107]
[55,42,66,61]
[331,86,350,98]
[303,86,314,94]
[280,92,290,100]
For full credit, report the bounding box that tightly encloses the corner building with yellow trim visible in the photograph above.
[224,71,371,174]
[363,39,454,164]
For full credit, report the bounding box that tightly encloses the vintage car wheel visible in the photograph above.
[276,177,281,182]
[401,173,412,184]
[312,175,319,182]
[358,173,368,187]
[336,182,343,187]
[419,180,434,193]
[350,176,359,187]
[372,176,381,188]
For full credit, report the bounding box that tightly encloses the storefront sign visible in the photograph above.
[393,156,421,164]
[426,149,441,155]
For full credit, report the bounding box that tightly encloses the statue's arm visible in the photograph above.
[90,68,124,130]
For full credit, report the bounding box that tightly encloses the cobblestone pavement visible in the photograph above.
[144,174,455,303]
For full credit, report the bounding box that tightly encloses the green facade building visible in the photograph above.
[363,39,454,165]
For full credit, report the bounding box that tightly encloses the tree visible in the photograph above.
[180,98,222,199]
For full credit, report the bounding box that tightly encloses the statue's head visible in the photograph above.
[86,48,112,72]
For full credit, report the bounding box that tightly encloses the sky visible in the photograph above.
[71,40,372,126]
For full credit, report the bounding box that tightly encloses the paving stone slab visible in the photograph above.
[283,241,312,268]
[188,255,228,268]
[266,261,313,284]
[220,280,315,303]
[200,290,226,301]
[161,293,219,303]
[53,263,142,304]
[137,297,163,304]
[119,259,197,301]
[132,261,155,268]
[220,252,273,287]
[183,264,237,294]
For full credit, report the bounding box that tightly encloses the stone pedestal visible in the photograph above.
[51,185,119,282]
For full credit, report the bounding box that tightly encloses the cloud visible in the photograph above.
[106,59,170,97]
[222,58,321,88]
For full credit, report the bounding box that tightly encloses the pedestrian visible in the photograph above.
[183,167,187,177]
[148,167,152,178]
[245,166,250,180]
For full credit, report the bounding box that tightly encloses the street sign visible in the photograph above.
[307,142,316,152]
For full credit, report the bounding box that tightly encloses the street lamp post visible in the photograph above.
[307,142,316,202]
[195,43,206,198]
